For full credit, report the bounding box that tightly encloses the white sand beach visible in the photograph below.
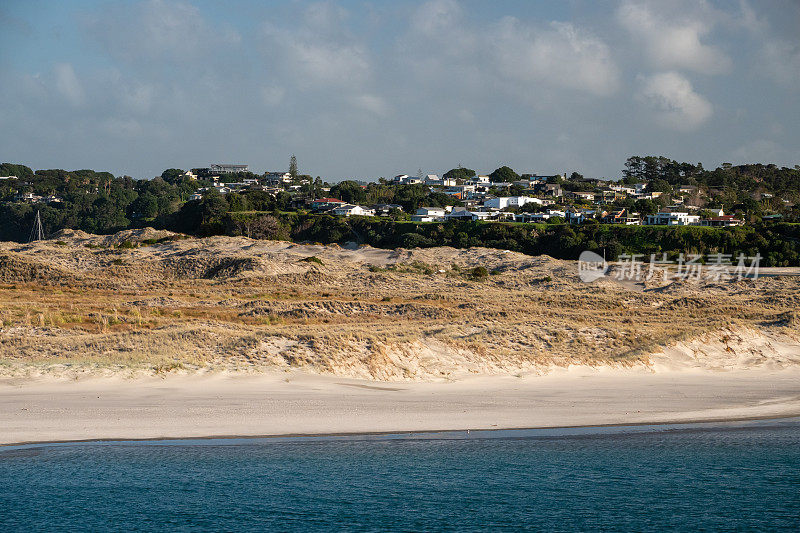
[2,366,800,446]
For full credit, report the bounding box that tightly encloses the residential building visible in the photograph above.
[535,183,563,197]
[609,185,636,195]
[569,191,596,201]
[445,208,491,221]
[265,172,292,184]
[632,191,663,200]
[373,203,404,216]
[483,196,543,210]
[444,184,476,199]
[602,209,641,225]
[14,192,42,202]
[514,212,551,223]
[210,164,249,174]
[331,204,375,216]
[424,175,457,187]
[393,174,422,185]
[644,211,700,226]
[412,207,447,222]
[700,215,744,227]
[310,198,345,211]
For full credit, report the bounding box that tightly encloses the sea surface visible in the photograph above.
[1,420,799,531]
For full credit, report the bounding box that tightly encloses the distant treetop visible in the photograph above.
[489,166,519,183]
[443,167,475,181]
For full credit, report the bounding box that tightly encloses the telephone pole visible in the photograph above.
[29,210,44,242]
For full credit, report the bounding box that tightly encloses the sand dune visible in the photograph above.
[1,230,799,444]
[1,229,800,381]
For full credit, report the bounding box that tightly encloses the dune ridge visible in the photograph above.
[1,229,799,381]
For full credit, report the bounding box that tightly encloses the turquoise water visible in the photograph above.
[2,421,800,531]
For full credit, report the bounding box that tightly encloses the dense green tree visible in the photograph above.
[131,193,159,219]
[442,167,476,182]
[160,169,185,184]
[633,199,658,216]
[289,155,298,181]
[330,180,367,204]
[489,166,520,183]
[0,163,34,179]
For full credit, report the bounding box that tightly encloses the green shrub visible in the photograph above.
[469,266,489,279]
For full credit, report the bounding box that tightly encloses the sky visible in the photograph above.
[0,0,798,181]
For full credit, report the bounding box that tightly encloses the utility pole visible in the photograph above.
[29,210,44,242]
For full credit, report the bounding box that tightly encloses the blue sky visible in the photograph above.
[1,0,798,181]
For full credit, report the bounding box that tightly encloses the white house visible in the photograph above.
[445,208,491,221]
[211,164,249,173]
[515,212,551,223]
[332,204,375,217]
[265,172,292,183]
[609,185,636,195]
[644,211,700,226]
[483,196,543,210]
[393,174,422,185]
[14,192,42,203]
[412,207,447,222]
[424,175,457,187]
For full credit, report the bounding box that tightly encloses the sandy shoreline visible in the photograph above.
[3,367,800,446]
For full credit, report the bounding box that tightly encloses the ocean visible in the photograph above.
[1,420,799,531]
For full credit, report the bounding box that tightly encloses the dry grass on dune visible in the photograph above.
[0,228,798,381]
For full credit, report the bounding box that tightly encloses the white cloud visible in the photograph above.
[638,71,712,130]
[403,1,620,98]
[87,0,240,64]
[261,86,285,106]
[491,18,620,97]
[617,1,731,74]
[262,3,371,88]
[760,38,800,85]
[411,0,465,42]
[289,41,370,86]
[54,63,85,106]
[350,94,390,116]
[259,2,385,118]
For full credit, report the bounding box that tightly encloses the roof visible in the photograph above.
[313,197,344,203]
